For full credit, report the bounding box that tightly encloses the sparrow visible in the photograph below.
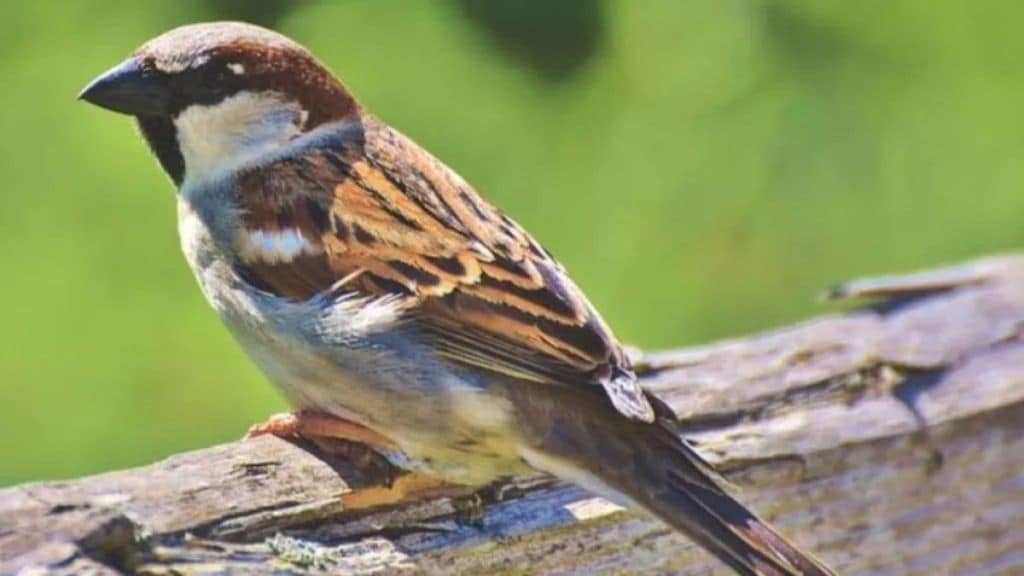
[80,22,835,576]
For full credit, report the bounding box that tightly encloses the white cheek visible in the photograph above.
[174,92,302,184]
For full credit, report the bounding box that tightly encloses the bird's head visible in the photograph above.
[80,22,359,185]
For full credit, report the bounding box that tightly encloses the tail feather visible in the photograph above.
[516,387,837,576]
[658,450,833,575]
[650,424,836,576]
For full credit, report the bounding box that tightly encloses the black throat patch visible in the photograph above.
[136,115,185,186]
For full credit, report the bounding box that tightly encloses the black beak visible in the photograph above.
[79,58,170,116]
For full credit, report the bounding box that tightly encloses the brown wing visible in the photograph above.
[233,117,654,421]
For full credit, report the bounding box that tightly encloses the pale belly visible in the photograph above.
[179,198,531,486]
[228,318,533,485]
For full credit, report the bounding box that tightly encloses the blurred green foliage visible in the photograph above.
[2,0,1021,486]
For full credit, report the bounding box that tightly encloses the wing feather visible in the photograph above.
[233,117,654,421]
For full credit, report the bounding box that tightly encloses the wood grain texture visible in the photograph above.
[3,254,1022,575]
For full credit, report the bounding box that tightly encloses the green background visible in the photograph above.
[2,0,1021,486]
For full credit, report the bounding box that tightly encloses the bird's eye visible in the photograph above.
[203,64,230,85]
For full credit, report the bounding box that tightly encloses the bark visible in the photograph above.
[3,254,1023,575]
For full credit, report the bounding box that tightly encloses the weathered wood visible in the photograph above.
[3,254,1023,575]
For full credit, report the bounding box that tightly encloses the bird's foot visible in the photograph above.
[452,491,486,526]
[246,411,464,510]
[246,410,398,449]
[247,410,405,486]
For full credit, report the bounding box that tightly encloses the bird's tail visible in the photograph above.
[518,390,836,576]
[624,423,836,576]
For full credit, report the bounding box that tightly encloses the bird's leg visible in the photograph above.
[246,410,461,509]
[246,410,398,449]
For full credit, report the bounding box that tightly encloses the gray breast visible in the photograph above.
[174,170,526,487]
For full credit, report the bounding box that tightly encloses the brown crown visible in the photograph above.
[137,22,359,129]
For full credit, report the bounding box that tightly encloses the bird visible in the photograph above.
[79,22,836,576]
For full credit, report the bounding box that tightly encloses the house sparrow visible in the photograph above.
[80,22,835,576]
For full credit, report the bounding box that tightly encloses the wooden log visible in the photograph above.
[3,254,1023,575]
